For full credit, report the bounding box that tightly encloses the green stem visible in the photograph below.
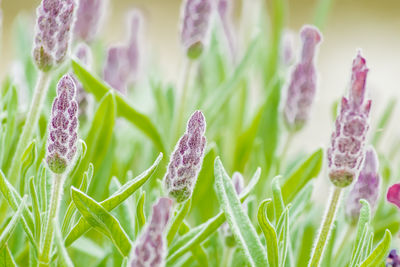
[174,59,193,143]
[308,187,342,267]
[39,173,64,267]
[8,71,51,185]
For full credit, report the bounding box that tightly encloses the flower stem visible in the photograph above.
[308,186,342,267]
[39,173,64,267]
[8,71,51,185]
[174,59,193,143]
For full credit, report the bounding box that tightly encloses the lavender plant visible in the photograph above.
[0,1,399,266]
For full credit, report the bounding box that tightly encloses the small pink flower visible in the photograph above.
[387,183,400,209]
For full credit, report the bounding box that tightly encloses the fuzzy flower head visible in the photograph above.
[345,146,380,224]
[130,197,173,267]
[164,111,207,202]
[327,52,371,187]
[46,75,79,174]
[221,172,245,246]
[74,0,106,42]
[283,25,322,131]
[33,0,76,71]
[103,11,142,93]
[387,249,400,267]
[181,0,212,59]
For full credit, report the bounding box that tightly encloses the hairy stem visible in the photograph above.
[39,173,64,267]
[308,187,342,267]
[8,71,51,185]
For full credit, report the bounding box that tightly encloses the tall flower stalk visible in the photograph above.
[39,75,79,266]
[309,52,371,267]
[8,0,75,185]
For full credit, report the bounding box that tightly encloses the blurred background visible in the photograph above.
[1,0,400,188]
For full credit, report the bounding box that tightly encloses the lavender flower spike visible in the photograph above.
[74,0,106,42]
[33,0,76,71]
[46,75,79,174]
[181,0,212,59]
[131,197,173,267]
[387,249,400,267]
[283,25,322,131]
[164,111,207,202]
[345,146,380,224]
[327,52,371,187]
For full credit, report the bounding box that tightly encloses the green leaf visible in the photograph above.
[65,153,162,247]
[72,59,166,153]
[351,199,371,264]
[53,219,73,267]
[257,199,279,267]
[38,165,47,213]
[71,187,132,257]
[277,206,290,267]
[29,177,41,240]
[167,199,191,245]
[359,230,391,267]
[281,148,323,203]
[19,140,36,195]
[0,196,26,249]
[136,191,146,235]
[1,85,18,170]
[0,170,37,251]
[167,167,261,263]
[271,176,285,222]
[214,157,267,267]
[0,245,17,267]
[289,181,313,222]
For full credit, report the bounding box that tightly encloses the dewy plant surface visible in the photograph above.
[0,0,400,266]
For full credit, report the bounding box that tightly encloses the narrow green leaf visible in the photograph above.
[72,59,166,153]
[214,157,267,267]
[257,199,279,267]
[65,153,162,247]
[271,176,285,222]
[38,165,47,213]
[29,177,41,240]
[359,230,391,267]
[289,181,313,222]
[351,199,371,264]
[167,167,261,263]
[281,148,323,203]
[372,98,396,147]
[0,196,26,249]
[136,191,146,234]
[277,207,290,267]
[53,219,73,267]
[0,245,17,267]
[167,199,191,245]
[19,140,36,195]
[350,224,370,267]
[71,187,132,257]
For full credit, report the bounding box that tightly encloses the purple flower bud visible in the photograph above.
[387,249,400,267]
[103,11,143,93]
[33,0,76,71]
[46,75,79,174]
[164,111,207,202]
[221,172,245,246]
[130,197,173,267]
[387,183,400,209]
[283,25,322,131]
[345,146,380,224]
[181,0,212,59]
[74,0,106,42]
[327,52,371,187]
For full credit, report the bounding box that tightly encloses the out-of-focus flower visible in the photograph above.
[221,172,245,246]
[103,11,142,93]
[345,146,380,224]
[328,52,371,187]
[46,75,78,174]
[387,249,400,267]
[283,25,322,131]
[281,30,296,67]
[33,0,76,71]
[387,183,400,209]
[181,0,212,59]
[74,0,106,42]
[164,111,207,202]
[130,197,173,267]
[217,0,236,60]
[72,43,92,117]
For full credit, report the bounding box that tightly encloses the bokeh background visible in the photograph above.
[2,0,400,193]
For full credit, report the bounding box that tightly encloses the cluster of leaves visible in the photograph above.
[0,0,399,266]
